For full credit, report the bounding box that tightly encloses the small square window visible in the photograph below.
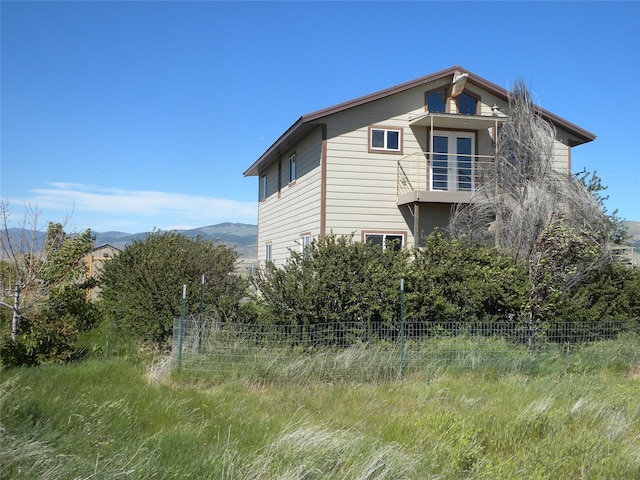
[370,128,402,152]
[364,233,404,251]
[387,131,399,150]
[371,130,385,149]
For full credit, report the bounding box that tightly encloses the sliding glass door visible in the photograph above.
[430,131,475,192]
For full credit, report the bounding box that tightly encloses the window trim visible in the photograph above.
[368,126,403,154]
[361,231,407,251]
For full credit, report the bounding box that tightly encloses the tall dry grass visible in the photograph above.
[2,336,639,479]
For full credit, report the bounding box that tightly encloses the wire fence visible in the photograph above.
[171,316,640,381]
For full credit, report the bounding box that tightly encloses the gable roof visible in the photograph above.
[244,66,596,177]
[93,243,121,252]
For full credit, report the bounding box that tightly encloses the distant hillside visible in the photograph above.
[93,223,257,258]
[4,223,257,258]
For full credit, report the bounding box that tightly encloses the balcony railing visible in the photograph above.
[397,152,495,205]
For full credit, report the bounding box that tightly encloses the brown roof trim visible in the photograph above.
[243,66,596,177]
[300,66,463,123]
[243,117,305,177]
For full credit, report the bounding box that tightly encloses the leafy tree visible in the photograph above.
[405,231,528,334]
[523,215,603,344]
[99,231,247,347]
[553,263,640,323]
[1,218,97,366]
[576,170,629,245]
[255,234,409,334]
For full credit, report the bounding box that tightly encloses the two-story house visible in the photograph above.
[243,66,595,267]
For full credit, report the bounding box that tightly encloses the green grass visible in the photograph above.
[2,339,640,479]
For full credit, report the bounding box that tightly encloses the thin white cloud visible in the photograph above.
[7,183,257,232]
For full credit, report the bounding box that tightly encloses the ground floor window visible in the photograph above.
[363,232,405,251]
[300,233,311,258]
[265,242,272,263]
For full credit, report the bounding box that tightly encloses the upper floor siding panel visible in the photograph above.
[257,127,323,266]
[258,126,323,201]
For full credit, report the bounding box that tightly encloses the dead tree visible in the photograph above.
[449,80,610,339]
[0,202,67,339]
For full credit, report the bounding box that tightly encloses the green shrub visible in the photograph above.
[405,231,528,327]
[255,234,409,327]
[100,231,248,347]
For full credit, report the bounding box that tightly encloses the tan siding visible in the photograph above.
[258,127,323,266]
[254,75,578,263]
[552,129,572,174]
[320,87,429,247]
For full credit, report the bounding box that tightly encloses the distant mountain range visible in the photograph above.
[93,222,257,258]
[96,221,640,253]
[5,221,639,260]
[5,223,258,259]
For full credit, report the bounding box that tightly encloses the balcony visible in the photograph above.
[399,112,505,206]
[396,152,495,206]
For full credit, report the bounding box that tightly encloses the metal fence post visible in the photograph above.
[178,284,186,369]
[198,275,205,352]
[400,278,406,378]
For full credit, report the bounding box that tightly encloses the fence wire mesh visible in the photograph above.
[172,316,640,381]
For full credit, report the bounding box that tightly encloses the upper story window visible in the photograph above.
[364,233,404,251]
[265,243,272,263]
[369,127,402,153]
[259,174,267,200]
[456,91,479,115]
[426,88,448,113]
[289,153,297,183]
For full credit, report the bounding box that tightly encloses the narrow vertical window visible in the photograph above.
[260,174,267,200]
[277,160,282,193]
[265,243,272,263]
[300,234,311,258]
[289,153,296,182]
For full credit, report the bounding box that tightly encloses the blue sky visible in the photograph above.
[2,1,639,233]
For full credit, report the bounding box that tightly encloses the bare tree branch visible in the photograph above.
[449,80,610,330]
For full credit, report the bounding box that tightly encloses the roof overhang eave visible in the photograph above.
[409,112,507,130]
[243,117,309,177]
